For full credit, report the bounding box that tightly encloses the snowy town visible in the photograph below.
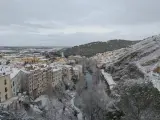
[0,35,160,120]
[1,0,160,119]
[0,50,82,104]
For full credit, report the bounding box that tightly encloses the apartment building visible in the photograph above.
[10,68,21,96]
[21,64,52,98]
[0,66,12,102]
[62,65,72,81]
[51,68,62,87]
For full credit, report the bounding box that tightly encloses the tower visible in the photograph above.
[61,52,64,58]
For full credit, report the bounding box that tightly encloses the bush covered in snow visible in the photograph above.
[117,81,160,120]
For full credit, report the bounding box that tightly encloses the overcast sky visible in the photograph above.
[0,0,160,46]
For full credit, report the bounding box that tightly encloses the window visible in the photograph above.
[4,79,7,85]
[5,94,8,100]
[13,81,15,86]
[5,87,8,92]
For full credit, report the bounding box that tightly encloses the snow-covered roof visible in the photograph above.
[63,65,72,68]
[0,65,11,76]
[24,63,49,71]
[10,68,20,79]
[20,69,31,74]
[0,96,18,107]
[53,68,62,72]
[75,65,82,68]
[73,67,79,71]
[69,55,82,58]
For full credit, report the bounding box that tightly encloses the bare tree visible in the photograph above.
[78,80,120,120]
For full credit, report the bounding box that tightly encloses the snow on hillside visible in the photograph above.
[91,48,128,68]
[90,35,160,120]
[105,35,160,90]
[128,35,160,69]
[92,35,160,91]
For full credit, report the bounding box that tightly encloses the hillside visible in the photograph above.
[59,40,139,57]
[103,35,160,120]
[106,35,160,81]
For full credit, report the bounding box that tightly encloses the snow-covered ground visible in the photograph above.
[0,96,18,108]
[70,92,83,120]
[33,91,83,120]
[93,35,160,92]
[35,95,50,111]
[149,72,160,91]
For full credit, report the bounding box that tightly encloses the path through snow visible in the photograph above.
[70,92,83,120]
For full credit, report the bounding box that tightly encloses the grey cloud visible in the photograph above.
[75,0,160,25]
[2,0,160,26]
[0,0,160,46]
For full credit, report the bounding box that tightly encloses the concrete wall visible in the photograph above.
[19,71,29,93]
[11,72,22,96]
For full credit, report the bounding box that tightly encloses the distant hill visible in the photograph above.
[58,40,140,57]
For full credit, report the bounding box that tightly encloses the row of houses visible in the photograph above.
[0,63,83,102]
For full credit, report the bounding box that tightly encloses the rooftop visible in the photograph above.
[0,65,11,76]
[53,68,62,72]
[10,68,20,79]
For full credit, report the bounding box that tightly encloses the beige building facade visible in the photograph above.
[62,65,72,81]
[21,65,53,98]
[51,68,62,87]
[0,74,12,102]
